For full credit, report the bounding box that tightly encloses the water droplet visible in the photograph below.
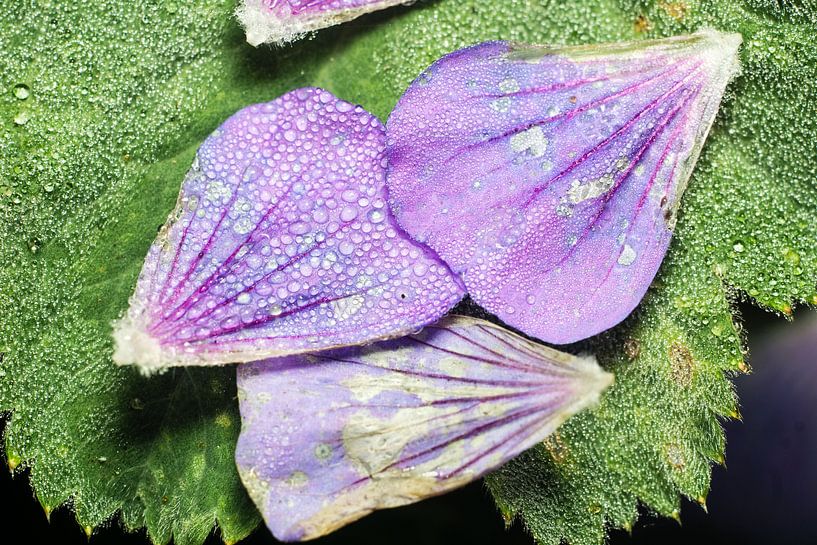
[13,84,29,100]
[338,240,355,255]
[367,209,385,224]
[782,247,800,266]
[13,111,30,125]
[412,263,428,276]
[526,295,536,305]
[289,221,310,235]
[732,242,744,253]
[340,206,358,222]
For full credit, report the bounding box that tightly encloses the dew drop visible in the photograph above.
[338,240,355,256]
[289,221,310,235]
[13,111,30,125]
[13,84,29,100]
[367,209,385,224]
[340,206,358,222]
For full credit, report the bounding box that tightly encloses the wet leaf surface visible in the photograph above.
[1,1,815,544]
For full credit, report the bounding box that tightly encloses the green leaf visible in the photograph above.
[1,1,814,544]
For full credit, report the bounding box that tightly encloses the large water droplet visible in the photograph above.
[13,84,29,100]
[13,111,30,125]
[340,206,358,222]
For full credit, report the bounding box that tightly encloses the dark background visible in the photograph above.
[3,302,816,545]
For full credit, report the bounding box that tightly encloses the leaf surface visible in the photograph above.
[1,1,815,544]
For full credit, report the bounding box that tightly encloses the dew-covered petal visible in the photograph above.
[237,0,413,46]
[386,31,742,344]
[112,87,464,372]
[236,315,613,541]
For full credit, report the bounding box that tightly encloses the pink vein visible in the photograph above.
[151,184,294,333]
[437,60,693,171]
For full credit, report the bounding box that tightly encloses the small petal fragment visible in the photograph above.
[113,88,464,372]
[237,0,413,46]
[236,315,613,541]
[386,31,742,343]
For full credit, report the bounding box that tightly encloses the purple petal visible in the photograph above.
[237,0,413,46]
[386,31,742,344]
[236,315,613,541]
[112,87,464,372]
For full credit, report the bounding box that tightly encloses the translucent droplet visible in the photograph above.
[13,84,29,100]
[340,206,358,222]
[367,209,385,224]
[338,240,355,256]
[13,111,30,125]
[412,263,428,276]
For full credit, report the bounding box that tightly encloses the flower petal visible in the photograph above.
[236,315,613,541]
[113,88,464,372]
[386,31,742,343]
[237,0,413,46]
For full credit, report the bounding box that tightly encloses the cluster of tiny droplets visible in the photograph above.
[1,0,815,543]
[129,88,462,359]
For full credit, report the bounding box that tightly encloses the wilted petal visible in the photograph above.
[386,31,741,343]
[237,0,413,46]
[236,315,613,541]
[112,88,464,372]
